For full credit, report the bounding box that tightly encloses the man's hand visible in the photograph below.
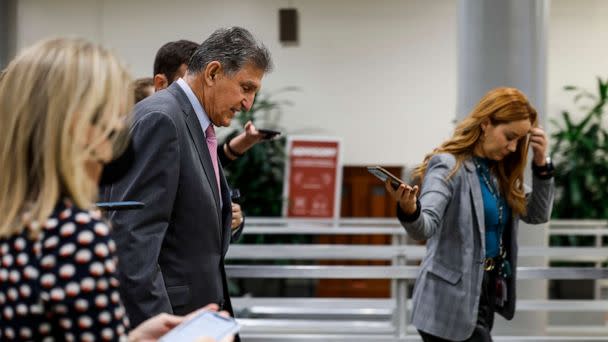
[231,202,244,230]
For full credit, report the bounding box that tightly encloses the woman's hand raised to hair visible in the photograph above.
[384,179,419,215]
[529,127,548,166]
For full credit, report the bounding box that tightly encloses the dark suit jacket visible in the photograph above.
[102,82,235,327]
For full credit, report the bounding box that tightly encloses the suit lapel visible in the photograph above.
[464,159,486,252]
[167,84,222,219]
[218,164,231,249]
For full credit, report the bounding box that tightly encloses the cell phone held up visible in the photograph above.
[257,128,281,140]
[230,188,241,203]
[95,201,145,211]
[367,166,405,190]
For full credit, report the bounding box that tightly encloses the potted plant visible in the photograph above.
[222,88,297,217]
[551,77,608,221]
[222,88,311,297]
[549,77,608,299]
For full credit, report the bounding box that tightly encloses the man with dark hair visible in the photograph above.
[133,77,155,103]
[104,27,273,338]
[152,40,199,91]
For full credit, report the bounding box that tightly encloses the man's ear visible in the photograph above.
[203,61,222,86]
[153,74,168,91]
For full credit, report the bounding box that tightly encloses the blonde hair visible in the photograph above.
[412,87,538,216]
[0,38,133,238]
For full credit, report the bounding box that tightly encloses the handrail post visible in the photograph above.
[595,228,602,300]
[394,234,408,338]
[391,233,398,302]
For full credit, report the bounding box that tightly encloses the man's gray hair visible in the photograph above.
[188,27,272,76]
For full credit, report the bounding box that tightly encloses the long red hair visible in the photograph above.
[412,87,538,216]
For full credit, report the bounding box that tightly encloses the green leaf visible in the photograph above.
[561,111,574,130]
[551,77,608,225]
[598,77,608,101]
[573,91,596,103]
[225,89,293,218]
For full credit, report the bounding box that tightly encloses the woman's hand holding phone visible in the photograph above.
[128,312,186,342]
[129,303,235,342]
[384,179,419,215]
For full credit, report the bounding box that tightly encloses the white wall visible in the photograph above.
[15,0,458,167]
[548,0,608,125]
[15,0,608,165]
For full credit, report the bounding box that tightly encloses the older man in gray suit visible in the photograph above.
[102,27,272,333]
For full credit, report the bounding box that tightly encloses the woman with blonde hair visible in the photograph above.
[0,38,231,341]
[385,87,554,341]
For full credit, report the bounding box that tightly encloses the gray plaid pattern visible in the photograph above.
[400,153,554,341]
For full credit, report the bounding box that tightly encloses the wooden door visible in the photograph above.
[316,166,401,298]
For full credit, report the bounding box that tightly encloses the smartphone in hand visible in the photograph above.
[159,311,240,342]
[257,128,281,140]
[230,189,241,202]
[95,201,145,211]
[367,166,405,190]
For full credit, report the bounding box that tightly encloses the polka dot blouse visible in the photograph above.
[0,199,130,341]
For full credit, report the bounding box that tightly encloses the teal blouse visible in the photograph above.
[474,157,511,258]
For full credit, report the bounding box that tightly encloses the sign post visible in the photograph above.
[283,136,342,220]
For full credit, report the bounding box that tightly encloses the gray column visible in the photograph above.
[458,0,548,118]
[458,0,550,336]
[0,0,17,69]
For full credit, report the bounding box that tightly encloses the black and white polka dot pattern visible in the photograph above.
[0,199,129,341]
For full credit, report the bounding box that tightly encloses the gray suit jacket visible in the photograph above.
[399,153,554,340]
[102,83,234,327]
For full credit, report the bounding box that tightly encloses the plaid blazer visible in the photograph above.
[399,153,554,340]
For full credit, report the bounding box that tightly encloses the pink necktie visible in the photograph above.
[205,125,221,196]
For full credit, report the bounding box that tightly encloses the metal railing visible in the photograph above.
[227,218,608,341]
[227,245,608,262]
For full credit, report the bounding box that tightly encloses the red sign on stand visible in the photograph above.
[283,137,342,219]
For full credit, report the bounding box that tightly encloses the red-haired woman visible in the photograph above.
[386,88,554,341]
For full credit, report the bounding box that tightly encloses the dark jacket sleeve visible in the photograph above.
[103,111,180,327]
[219,141,243,243]
[520,172,555,224]
[218,142,234,167]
